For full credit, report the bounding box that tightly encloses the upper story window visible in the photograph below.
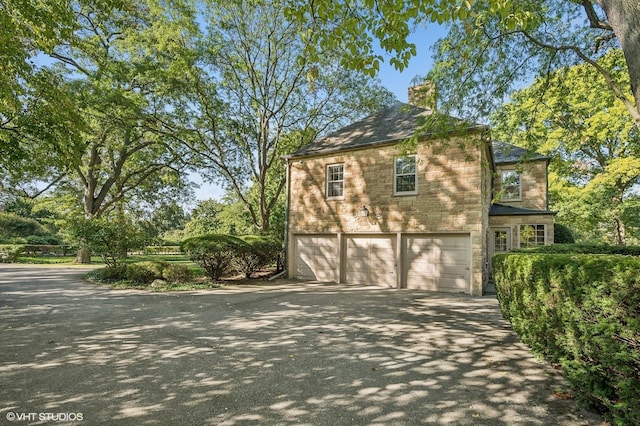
[394,155,417,195]
[326,163,344,199]
[519,224,545,247]
[501,170,521,201]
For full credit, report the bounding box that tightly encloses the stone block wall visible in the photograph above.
[494,161,549,210]
[287,135,491,295]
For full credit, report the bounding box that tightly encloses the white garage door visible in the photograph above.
[345,236,396,287]
[294,235,338,282]
[403,234,470,292]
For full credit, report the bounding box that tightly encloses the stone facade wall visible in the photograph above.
[288,135,490,295]
[494,161,548,210]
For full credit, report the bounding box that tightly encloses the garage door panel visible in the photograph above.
[348,247,370,258]
[369,238,393,249]
[315,269,338,281]
[370,248,394,258]
[294,235,338,282]
[435,277,468,292]
[345,236,396,286]
[347,270,370,284]
[310,257,336,269]
[347,259,369,271]
[438,251,468,266]
[406,277,436,291]
[403,235,470,293]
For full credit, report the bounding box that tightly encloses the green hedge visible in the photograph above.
[493,253,640,423]
[0,245,24,263]
[89,261,192,285]
[515,243,640,256]
[181,234,245,281]
[181,234,282,281]
[235,235,282,278]
[142,245,182,255]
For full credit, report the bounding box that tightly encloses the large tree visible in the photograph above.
[428,0,639,127]
[492,50,640,244]
[285,0,640,127]
[168,0,395,233]
[1,0,198,261]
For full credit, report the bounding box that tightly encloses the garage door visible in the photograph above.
[294,235,338,282]
[403,234,470,292]
[345,236,396,287]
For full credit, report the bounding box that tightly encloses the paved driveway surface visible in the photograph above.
[0,266,600,425]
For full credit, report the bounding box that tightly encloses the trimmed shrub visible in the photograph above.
[515,243,640,256]
[0,212,47,239]
[553,223,575,244]
[181,234,245,281]
[143,245,181,255]
[88,265,128,282]
[0,245,23,263]
[132,261,169,278]
[162,264,192,283]
[126,263,159,285]
[235,235,282,278]
[493,253,640,423]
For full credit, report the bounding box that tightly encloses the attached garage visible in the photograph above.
[344,235,396,287]
[402,234,470,292]
[293,235,338,282]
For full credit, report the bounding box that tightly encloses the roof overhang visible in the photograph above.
[489,203,557,216]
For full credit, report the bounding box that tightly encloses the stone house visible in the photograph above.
[284,85,554,295]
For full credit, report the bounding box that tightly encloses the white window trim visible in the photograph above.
[492,227,511,253]
[326,163,344,200]
[394,155,418,196]
[518,224,546,248]
[501,170,522,202]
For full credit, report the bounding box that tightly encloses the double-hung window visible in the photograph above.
[394,155,417,195]
[326,164,344,199]
[501,170,521,201]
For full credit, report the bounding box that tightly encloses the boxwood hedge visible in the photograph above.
[235,235,282,278]
[493,253,640,424]
[181,234,246,281]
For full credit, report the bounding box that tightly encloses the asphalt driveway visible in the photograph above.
[0,265,601,425]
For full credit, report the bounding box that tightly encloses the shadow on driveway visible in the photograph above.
[0,266,601,425]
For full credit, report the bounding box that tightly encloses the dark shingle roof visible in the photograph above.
[489,203,555,216]
[492,141,549,164]
[289,102,485,158]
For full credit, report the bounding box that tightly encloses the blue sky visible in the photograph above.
[193,24,449,201]
[376,24,448,102]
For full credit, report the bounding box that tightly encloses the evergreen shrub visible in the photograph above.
[181,234,245,281]
[235,235,281,278]
[493,253,640,423]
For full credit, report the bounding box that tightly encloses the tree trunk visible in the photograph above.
[75,246,91,264]
[613,217,625,245]
[597,0,640,128]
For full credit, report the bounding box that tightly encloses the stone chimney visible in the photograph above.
[408,81,436,112]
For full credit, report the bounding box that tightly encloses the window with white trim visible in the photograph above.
[501,170,521,201]
[394,155,417,194]
[493,230,509,252]
[326,164,344,199]
[519,224,545,247]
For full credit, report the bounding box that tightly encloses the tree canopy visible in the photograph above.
[286,0,639,127]
[492,50,640,244]
[167,0,395,233]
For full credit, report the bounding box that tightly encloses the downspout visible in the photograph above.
[270,156,291,281]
